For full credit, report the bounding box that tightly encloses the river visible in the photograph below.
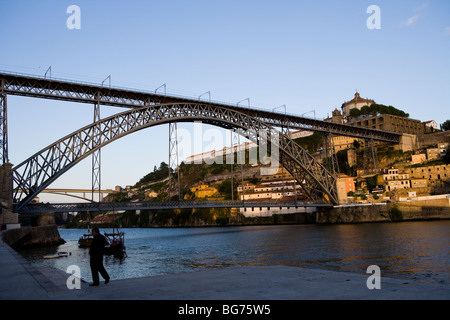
[17,220,450,285]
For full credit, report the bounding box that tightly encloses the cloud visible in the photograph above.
[403,2,428,27]
[445,26,450,35]
[414,2,429,12]
[404,15,420,26]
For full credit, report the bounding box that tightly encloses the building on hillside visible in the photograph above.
[426,147,441,161]
[409,164,449,182]
[338,174,356,194]
[324,108,364,154]
[383,168,409,181]
[237,167,306,201]
[410,179,428,189]
[237,183,256,193]
[330,135,362,153]
[325,108,346,124]
[411,153,426,165]
[328,92,425,135]
[260,167,294,183]
[91,215,116,225]
[382,168,411,191]
[386,179,411,191]
[423,120,439,132]
[190,184,217,198]
[185,142,257,164]
[347,113,425,135]
[289,130,314,139]
[341,92,375,117]
[148,191,158,198]
[438,142,449,157]
[335,174,356,204]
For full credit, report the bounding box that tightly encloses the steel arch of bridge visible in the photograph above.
[12,102,339,212]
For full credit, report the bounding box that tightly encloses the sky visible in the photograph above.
[0,0,449,202]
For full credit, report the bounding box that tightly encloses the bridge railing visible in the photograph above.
[0,70,297,118]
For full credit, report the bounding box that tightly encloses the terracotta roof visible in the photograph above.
[343,92,374,106]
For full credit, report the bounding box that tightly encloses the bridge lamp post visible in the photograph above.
[102,75,111,88]
[198,91,211,103]
[155,83,166,95]
[301,110,316,119]
[44,66,52,79]
[237,98,250,108]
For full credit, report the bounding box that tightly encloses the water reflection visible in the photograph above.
[17,221,450,284]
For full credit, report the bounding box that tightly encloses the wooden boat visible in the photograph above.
[78,232,93,248]
[43,252,70,259]
[43,254,60,259]
[78,212,94,248]
[78,225,126,259]
[104,228,126,259]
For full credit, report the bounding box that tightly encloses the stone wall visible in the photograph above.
[0,163,18,227]
[416,131,450,149]
[1,225,65,249]
[315,204,392,224]
[396,203,450,221]
[315,203,450,224]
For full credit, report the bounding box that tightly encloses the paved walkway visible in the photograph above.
[1,242,449,300]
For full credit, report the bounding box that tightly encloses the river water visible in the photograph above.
[18,220,450,285]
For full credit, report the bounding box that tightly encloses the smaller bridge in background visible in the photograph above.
[19,200,332,214]
[36,188,119,202]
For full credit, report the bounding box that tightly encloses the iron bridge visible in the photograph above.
[0,71,402,213]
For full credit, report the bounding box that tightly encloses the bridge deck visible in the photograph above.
[0,71,401,143]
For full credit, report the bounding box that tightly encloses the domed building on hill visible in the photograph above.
[341,92,375,117]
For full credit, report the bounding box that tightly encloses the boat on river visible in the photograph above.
[43,252,69,259]
[78,212,94,248]
[78,227,126,259]
[104,228,126,259]
[78,232,93,248]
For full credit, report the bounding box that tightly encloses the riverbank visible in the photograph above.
[1,241,449,301]
[70,203,450,229]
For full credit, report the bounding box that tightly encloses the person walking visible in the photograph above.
[89,227,110,286]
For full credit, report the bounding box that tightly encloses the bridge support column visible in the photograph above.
[0,163,19,229]
[0,87,8,164]
[92,98,101,202]
[168,122,180,201]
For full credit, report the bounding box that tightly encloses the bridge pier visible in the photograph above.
[0,163,19,230]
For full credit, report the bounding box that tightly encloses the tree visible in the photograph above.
[349,108,362,118]
[350,103,409,118]
[441,120,450,131]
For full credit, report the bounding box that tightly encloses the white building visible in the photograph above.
[289,130,313,139]
[240,206,316,218]
[185,142,257,164]
[341,92,375,117]
[383,168,411,191]
[423,120,439,131]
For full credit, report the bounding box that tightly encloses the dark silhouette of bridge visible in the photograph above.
[0,71,401,214]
